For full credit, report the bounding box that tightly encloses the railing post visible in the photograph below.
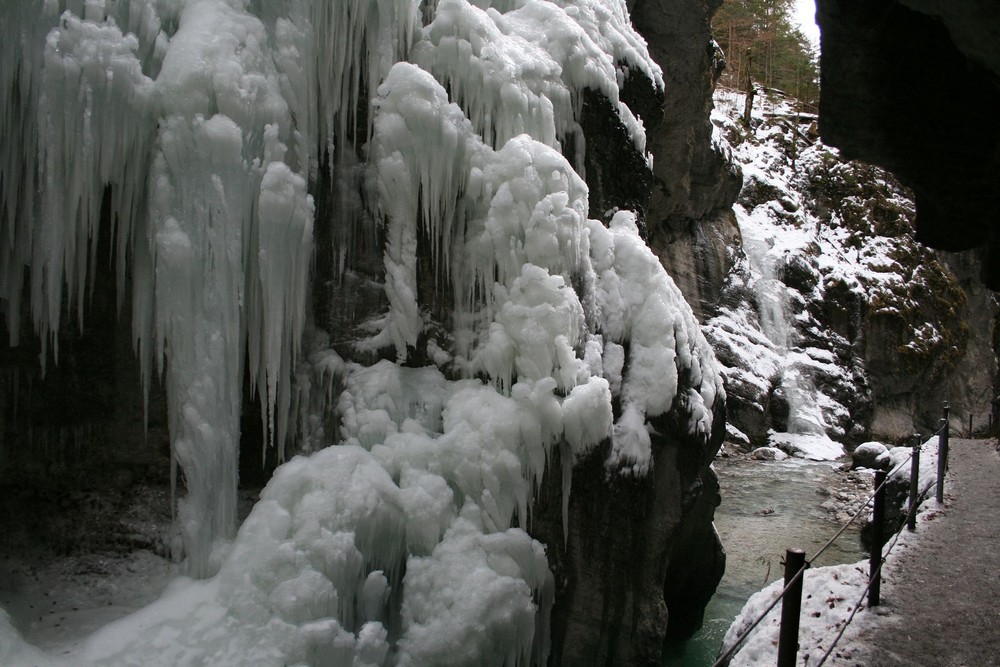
[942,403,951,475]
[777,548,806,667]
[968,413,973,438]
[936,417,947,504]
[908,434,921,531]
[869,470,886,608]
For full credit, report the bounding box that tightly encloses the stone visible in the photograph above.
[751,447,788,461]
[851,442,891,472]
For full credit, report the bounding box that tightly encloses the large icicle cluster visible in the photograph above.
[1,0,427,576]
[0,0,725,665]
[411,0,661,154]
[589,211,721,474]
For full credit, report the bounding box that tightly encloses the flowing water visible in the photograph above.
[662,457,866,665]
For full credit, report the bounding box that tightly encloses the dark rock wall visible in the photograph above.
[936,251,999,434]
[650,210,742,322]
[531,389,726,666]
[816,0,1000,287]
[631,0,743,319]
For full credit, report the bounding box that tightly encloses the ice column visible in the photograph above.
[136,0,314,576]
[741,221,828,436]
[145,114,250,577]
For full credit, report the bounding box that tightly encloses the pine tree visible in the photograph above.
[713,0,819,108]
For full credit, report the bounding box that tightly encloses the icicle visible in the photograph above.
[414,0,662,155]
[250,158,314,460]
[305,0,420,159]
[0,8,154,364]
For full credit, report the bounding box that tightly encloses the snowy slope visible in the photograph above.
[705,88,972,457]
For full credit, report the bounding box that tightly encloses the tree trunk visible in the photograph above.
[742,48,755,126]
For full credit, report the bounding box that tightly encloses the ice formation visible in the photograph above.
[704,90,879,459]
[0,0,724,664]
[739,200,834,440]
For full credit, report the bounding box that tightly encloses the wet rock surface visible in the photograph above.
[532,393,727,665]
[631,0,743,318]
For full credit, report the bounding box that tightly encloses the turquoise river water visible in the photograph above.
[662,457,867,666]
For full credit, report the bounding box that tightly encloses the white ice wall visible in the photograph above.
[0,1,725,664]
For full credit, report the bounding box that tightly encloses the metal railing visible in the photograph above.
[713,402,957,667]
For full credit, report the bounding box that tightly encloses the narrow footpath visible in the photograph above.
[844,438,1000,667]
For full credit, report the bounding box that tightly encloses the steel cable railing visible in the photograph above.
[813,486,923,666]
[711,421,946,667]
[805,450,916,566]
[711,561,810,667]
[711,452,912,667]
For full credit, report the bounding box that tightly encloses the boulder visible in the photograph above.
[851,442,891,470]
[752,447,788,461]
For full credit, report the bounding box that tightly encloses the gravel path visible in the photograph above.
[839,438,1000,667]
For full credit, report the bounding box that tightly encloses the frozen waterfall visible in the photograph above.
[735,173,845,461]
[0,0,725,664]
[740,224,829,435]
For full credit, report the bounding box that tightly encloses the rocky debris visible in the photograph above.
[0,549,176,650]
[816,467,874,525]
[718,446,874,526]
[0,483,176,561]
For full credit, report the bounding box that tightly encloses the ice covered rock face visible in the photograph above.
[1,0,726,664]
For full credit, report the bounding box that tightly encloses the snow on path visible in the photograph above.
[721,435,969,665]
[834,438,1000,666]
[720,438,1000,665]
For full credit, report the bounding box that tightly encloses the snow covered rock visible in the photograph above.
[851,441,891,470]
[751,446,788,461]
[706,87,995,449]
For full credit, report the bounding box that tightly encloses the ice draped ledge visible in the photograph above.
[0,0,724,665]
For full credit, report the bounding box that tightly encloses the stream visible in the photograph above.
[662,456,866,665]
